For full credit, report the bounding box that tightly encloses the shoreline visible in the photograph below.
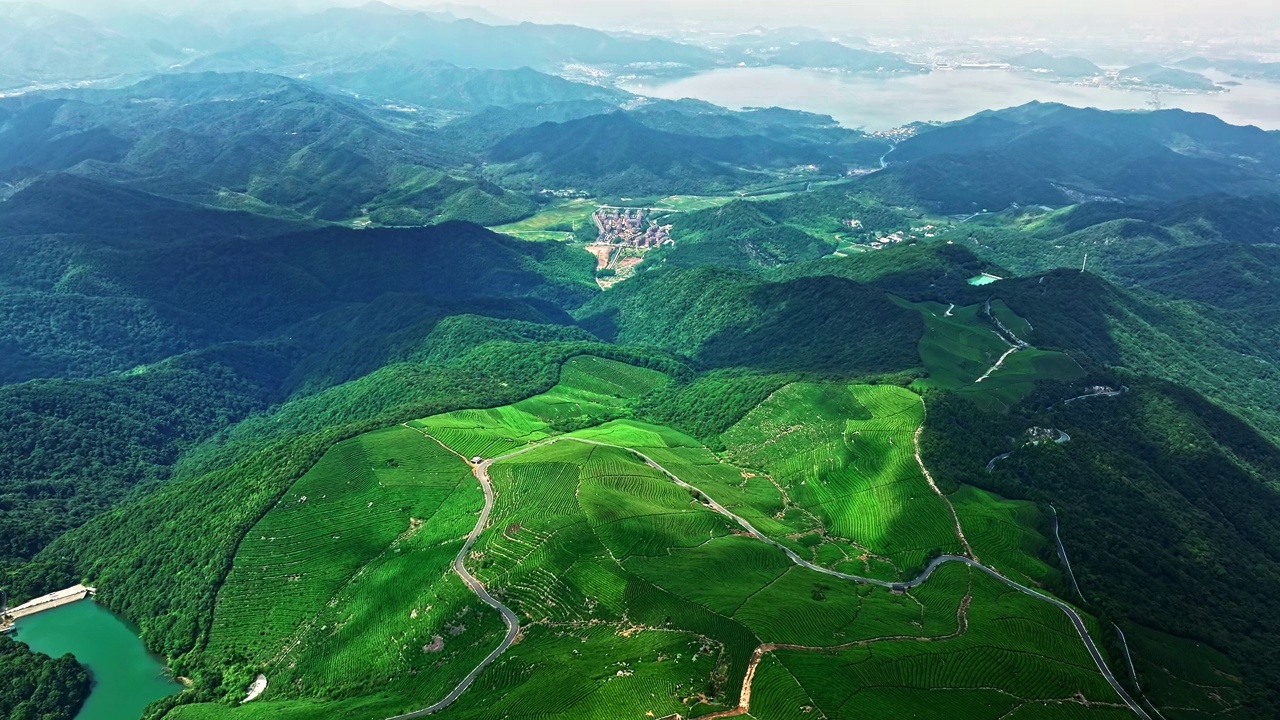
[1,584,95,631]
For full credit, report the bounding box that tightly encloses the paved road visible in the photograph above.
[878,144,897,170]
[387,440,521,720]
[396,431,1150,719]
[579,437,1149,719]
[985,452,1014,472]
[1114,623,1170,720]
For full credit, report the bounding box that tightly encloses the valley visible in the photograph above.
[3,5,1280,720]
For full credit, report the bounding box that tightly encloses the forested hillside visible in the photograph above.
[863,103,1280,212]
[5,40,1280,720]
[0,183,601,612]
[0,73,538,223]
[0,636,90,720]
[923,378,1280,716]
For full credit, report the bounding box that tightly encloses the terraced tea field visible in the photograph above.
[177,358,1145,720]
[199,424,504,714]
[722,383,965,579]
[775,565,1130,719]
[951,486,1058,587]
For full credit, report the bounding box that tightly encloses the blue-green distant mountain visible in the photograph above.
[0,3,184,86]
[0,72,534,223]
[307,60,631,113]
[756,40,918,72]
[0,2,716,90]
[488,113,785,194]
[1007,50,1102,78]
[486,110,885,195]
[240,5,717,72]
[1117,63,1219,91]
[483,101,894,195]
[862,102,1280,211]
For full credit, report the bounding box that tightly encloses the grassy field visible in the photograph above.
[174,363,1136,720]
[902,298,1085,411]
[489,198,597,240]
[407,355,670,458]
[652,195,739,213]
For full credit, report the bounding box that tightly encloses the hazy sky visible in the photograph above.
[38,0,1280,37]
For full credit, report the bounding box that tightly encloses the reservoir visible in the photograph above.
[13,601,182,720]
[623,66,1280,131]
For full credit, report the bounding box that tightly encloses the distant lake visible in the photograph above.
[13,601,181,720]
[623,67,1280,131]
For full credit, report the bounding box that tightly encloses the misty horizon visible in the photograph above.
[16,0,1280,38]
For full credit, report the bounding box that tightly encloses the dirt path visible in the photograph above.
[913,400,976,559]
[975,346,1020,383]
[974,299,1033,384]
[694,595,974,720]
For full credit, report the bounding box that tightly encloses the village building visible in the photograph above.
[592,208,674,248]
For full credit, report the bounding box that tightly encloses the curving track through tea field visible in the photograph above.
[386,428,522,720]
[392,420,1151,720]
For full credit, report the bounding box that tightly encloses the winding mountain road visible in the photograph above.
[986,451,1014,472]
[878,143,898,170]
[394,427,1150,719]
[388,433,522,720]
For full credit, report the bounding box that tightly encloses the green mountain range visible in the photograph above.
[0,72,540,223]
[867,102,1280,211]
[4,30,1280,720]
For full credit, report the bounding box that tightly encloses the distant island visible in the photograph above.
[1007,50,1104,79]
[1116,63,1223,92]
[1004,51,1222,93]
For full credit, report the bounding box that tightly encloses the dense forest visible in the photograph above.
[0,636,90,720]
[921,378,1280,715]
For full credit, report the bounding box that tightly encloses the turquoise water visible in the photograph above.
[13,601,182,720]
